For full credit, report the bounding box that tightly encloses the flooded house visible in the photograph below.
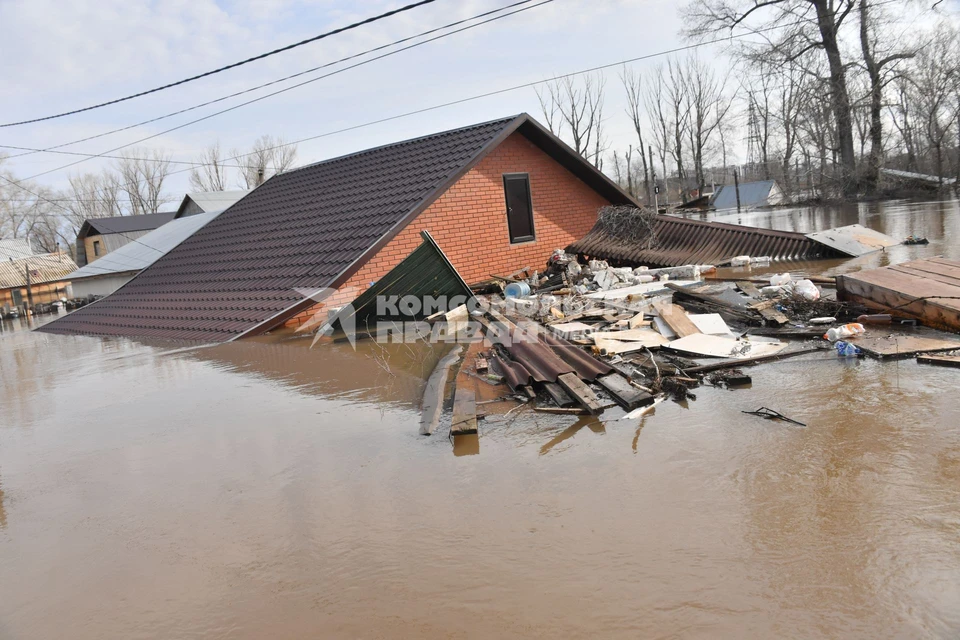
[0,252,77,313]
[66,209,223,298]
[74,211,176,267]
[41,113,636,341]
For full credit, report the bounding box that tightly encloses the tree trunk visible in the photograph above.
[814,0,858,197]
[859,0,884,194]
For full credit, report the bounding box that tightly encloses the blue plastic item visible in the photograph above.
[835,341,861,357]
[504,282,531,298]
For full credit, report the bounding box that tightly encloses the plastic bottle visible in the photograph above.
[504,282,531,298]
[730,255,751,267]
[770,273,792,286]
[824,323,866,341]
[835,341,862,357]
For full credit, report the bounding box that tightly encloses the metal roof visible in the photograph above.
[175,190,251,217]
[568,215,841,267]
[67,210,222,280]
[40,114,636,342]
[0,238,34,261]
[0,252,78,289]
[81,212,176,236]
[711,180,779,210]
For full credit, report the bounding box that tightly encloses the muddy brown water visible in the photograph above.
[2,200,960,639]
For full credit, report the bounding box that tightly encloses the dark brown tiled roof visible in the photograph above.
[41,116,524,342]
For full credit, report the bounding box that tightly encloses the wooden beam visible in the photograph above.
[451,387,478,436]
[917,353,960,368]
[596,373,655,410]
[556,372,605,415]
[683,345,827,374]
[652,299,701,338]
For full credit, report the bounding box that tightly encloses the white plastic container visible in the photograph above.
[770,273,792,286]
[730,255,751,267]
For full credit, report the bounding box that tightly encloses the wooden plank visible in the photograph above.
[917,353,960,368]
[419,345,463,436]
[849,334,960,359]
[628,312,646,329]
[556,372,605,415]
[837,275,960,332]
[451,387,478,436]
[534,405,588,415]
[737,281,763,298]
[652,299,701,338]
[596,373,655,410]
[666,334,788,359]
[890,264,960,289]
[900,257,960,280]
[591,328,670,342]
[543,381,576,408]
[593,337,667,356]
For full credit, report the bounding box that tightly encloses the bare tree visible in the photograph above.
[683,56,732,192]
[685,0,860,196]
[910,22,959,187]
[236,135,299,188]
[189,141,230,192]
[115,148,174,215]
[621,67,653,201]
[535,74,607,168]
[857,0,916,192]
[644,65,677,203]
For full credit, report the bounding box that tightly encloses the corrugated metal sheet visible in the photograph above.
[0,253,78,289]
[567,215,840,268]
[85,212,176,235]
[327,231,473,332]
[488,318,613,388]
[805,224,898,257]
[711,180,782,209]
[69,210,222,280]
[0,239,34,261]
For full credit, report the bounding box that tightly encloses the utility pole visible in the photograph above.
[734,169,742,212]
[24,260,34,315]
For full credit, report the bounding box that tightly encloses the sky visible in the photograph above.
[0,0,700,200]
[0,0,955,203]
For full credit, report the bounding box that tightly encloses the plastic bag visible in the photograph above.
[793,279,821,301]
[824,323,866,342]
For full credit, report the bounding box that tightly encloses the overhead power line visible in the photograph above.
[0,0,442,128]
[6,0,553,184]
[2,18,795,207]
[1,0,541,163]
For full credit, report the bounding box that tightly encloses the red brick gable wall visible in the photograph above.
[284,131,610,329]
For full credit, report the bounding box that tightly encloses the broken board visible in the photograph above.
[596,373,655,410]
[917,353,960,368]
[585,280,699,300]
[593,335,668,355]
[806,224,898,257]
[666,334,788,359]
[591,328,671,343]
[688,313,734,336]
[556,372,604,415]
[652,299,701,338]
[550,321,595,339]
[451,387,478,436]
[848,334,960,359]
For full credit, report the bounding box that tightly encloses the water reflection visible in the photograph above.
[540,416,606,456]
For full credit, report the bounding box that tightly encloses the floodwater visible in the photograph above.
[2,200,960,639]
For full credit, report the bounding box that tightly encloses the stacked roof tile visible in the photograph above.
[41,116,522,341]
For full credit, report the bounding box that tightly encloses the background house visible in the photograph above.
[67,209,223,298]
[175,190,250,217]
[42,113,636,341]
[710,179,785,210]
[75,212,175,267]
[1,252,77,312]
[0,238,35,262]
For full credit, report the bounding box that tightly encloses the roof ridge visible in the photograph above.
[287,114,523,175]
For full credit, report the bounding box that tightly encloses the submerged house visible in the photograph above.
[66,210,223,298]
[710,179,784,210]
[41,114,635,341]
[1,252,77,311]
[75,212,176,267]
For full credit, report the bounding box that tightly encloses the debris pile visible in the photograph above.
[435,251,960,431]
